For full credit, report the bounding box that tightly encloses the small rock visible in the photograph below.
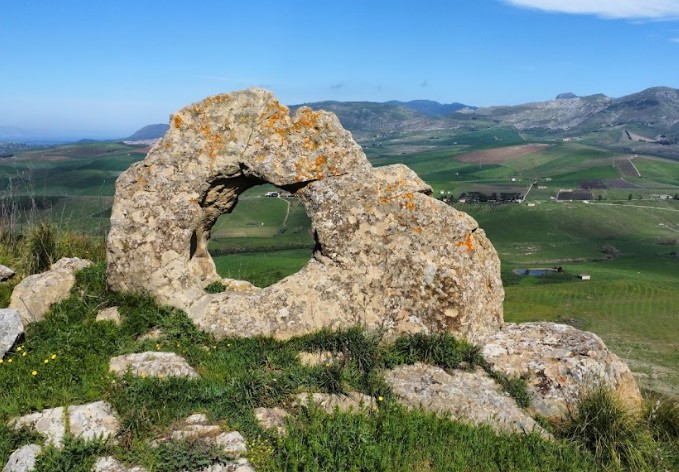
[163,414,247,457]
[254,407,289,435]
[294,392,376,413]
[482,322,643,419]
[9,257,92,324]
[0,264,14,282]
[195,459,255,472]
[1,444,42,472]
[1,309,23,359]
[214,431,247,457]
[109,352,198,378]
[384,363,548,437]
[138,328,164,341]
[298,351,345,367]
[96,307,121,325]
[11,407,65,447]
[92,456,147,472]
[68,401,120,442]
[10,401,121,448]
[221,279,259,293]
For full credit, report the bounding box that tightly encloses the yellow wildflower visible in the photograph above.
[51,354,57,360]
[22,352,27,357]
[378,396,384,402]
[44,359,49,364]
[7,359,12,363]
[31,370,37,376]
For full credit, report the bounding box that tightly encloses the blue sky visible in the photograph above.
[2,0,679,138]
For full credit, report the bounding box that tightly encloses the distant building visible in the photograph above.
[264,191,280,198]
[578,274,591,280]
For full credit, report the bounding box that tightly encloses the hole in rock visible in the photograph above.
[207,184,314,287]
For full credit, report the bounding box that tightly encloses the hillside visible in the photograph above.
[296,87,679,159]
[125,124,170,141]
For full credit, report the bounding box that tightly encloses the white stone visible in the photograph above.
[96,307,121,325]
[11,407,65,447]
[68,401,120,442]
[384,363,549,438]
[109,352,198,378]
[294,391,376,413]
[254,407,289,435]
[2,444,41,472]
[214,431,247,457]
[92,456,147,472]
[0,309,23,358]
[298,351,344,367]
[9,257,92,324]
[0,264,14,282]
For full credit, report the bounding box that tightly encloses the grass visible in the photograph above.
[9,261,675,471]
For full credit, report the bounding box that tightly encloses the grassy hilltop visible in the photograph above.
[1,126,679,470]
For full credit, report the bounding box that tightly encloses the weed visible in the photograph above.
[558,386,656,470]
[646,396,679,441]
[25,221,57,274]
[204,281,226,293]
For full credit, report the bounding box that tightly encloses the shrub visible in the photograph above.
[646,396,679,441]
[557,386,655,470]
[25,221,57,273]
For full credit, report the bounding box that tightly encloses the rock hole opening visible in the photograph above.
[206,184,315,288]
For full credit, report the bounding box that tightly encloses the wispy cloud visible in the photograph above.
[672,37,679,42]
[330,82,346,90]
[420,80,428,88]
[504,0,679,19]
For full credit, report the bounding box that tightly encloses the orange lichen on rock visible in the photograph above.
[199,123,225,159]
[456,233,475,252]
[173,115,183,129]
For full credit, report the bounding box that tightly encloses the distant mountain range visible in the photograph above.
[293,87,679,142]
[5,86,679,147]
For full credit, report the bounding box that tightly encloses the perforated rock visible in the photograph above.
[107,88,504,342]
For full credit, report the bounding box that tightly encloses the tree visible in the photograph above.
[628,194,633,201]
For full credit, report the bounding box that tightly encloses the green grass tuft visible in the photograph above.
[557,386,657,470]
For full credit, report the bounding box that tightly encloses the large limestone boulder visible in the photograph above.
[1,309,23,359]
[481,322,643,419]
[107,88,503,342]
[9,258,92,324]
[384,363,549,437]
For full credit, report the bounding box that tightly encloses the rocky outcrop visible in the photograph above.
[1,444,41,472]
[10,401,120,448]
[1,309,23,359]
[107,88,503,342]
[384,363,549,437]
[481,322,643,418]
[109,352,198,378]
[9,258,92,324]
[0,264,14,282]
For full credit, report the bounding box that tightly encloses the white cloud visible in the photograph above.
[504,0,679,19]
[672,37,679,42]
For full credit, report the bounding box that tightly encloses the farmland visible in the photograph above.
[2,136,679,396]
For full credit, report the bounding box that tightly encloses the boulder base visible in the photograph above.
[482,322,642,418]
